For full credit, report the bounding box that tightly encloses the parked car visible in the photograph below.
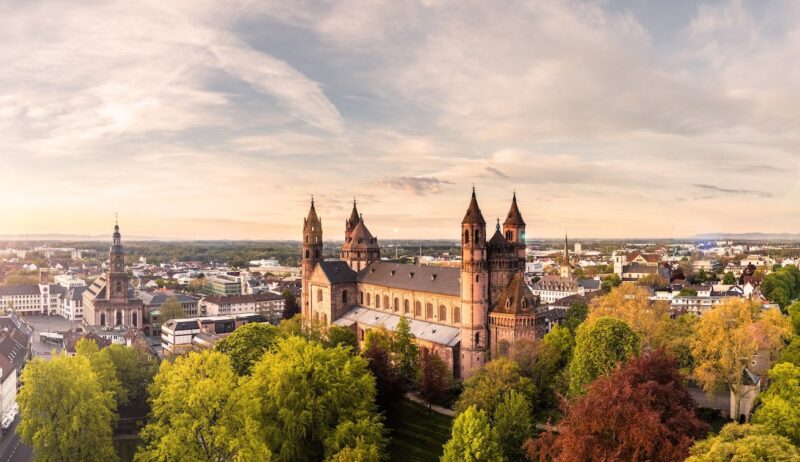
[1,415,12,432]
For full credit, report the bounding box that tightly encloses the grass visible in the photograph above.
[385,398,454,462]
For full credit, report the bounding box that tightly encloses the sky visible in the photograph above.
[1,0,799,240]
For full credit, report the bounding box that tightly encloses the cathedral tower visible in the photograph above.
[344,199,360,243]
[503,192,527,265]
[302,198,323,320]
[460,187,489,379]
[108,222,129,302]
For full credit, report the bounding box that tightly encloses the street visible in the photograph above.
[0,419,32,462]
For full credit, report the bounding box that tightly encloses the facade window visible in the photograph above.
[404,299,410,314]
[438,305,447,321]
[132,311,137,327]
[393,297,399,312]
[359,291,364,304]
[317,289,323,302]
[474,332,480,347]
[384,296,389,310]
[453,307,461,324]
[100,313,106,326]
[342,290,348,303]
[464,229,470,244]
[376,296,380,308]
[476,274,479,283]
[305,250,310,258]
[367,293,371,305]
[115,310,122,326]
[415,301,422,316]
[426,303,433,319]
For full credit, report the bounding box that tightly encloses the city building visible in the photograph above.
[161,313,268,354]
[136,291,199,336]
[205,274,244,296]
[83,223,144,328]
[0,271,65,316]
[0,315,31,420]
[203,293,285,322]
[301,191,541,379]
[62,286,87,321]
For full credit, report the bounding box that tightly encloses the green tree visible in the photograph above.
[455,357,534,418]
[787,301,800,336]
[494,391,532,462]
[76,338,126,407]
[679,288,698,296]
[98,344,159,409]
[18,355,119,462]
[240,336,384,461]
[656,314,698,376]
[722,272,737,285]
[568,317,640,395]
[281,288,300,319]
[751,362,800,445]
[136,350,270,462]
[326,325,359,352]
[159,297,185,322]
[392,317,419,389]
[441,406,503,462]
[686,423,800,462]
[322,416,385,462]
[563,301,588,333]
[779,336,800,366]
[529,325,574,409]
[418,347,453,406]
[215,322,280,375]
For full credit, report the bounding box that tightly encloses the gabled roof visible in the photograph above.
[492,273,538,315]
[316,261,357,284]
[462,189,486,225]
[357,262,460,296]
[622,263,658,274]
[503,193,525,226]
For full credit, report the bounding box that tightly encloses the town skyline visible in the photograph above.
[3,0,800,239]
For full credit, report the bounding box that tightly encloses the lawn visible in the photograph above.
[385,398,454,462]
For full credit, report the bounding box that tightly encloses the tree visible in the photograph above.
[392,317,419,390]
[563,301,588,333]
[455,357,534,418]
[494,391,532,462]
[281,288,300,319]
[587,284,669,348]
[521,326,573,409]
[656,314,697,375]
[686,423,800,462]
[239,336,384,461]
[326,325,359,351]
[787,301,800,335]
[215,322,280,375]
[568,317,640,395]
[418,347,453,406]
[527,350,709,462]
[362,339,399,409]
[136,350,270,462]
[186,277,206,293]
[441,406,504,462]
[760,265,800,308]
[723,272,737,285]
[779,336,800,366]
[679,288,698,296]
[18,355,119,462]
[692,299,792,418]
[159,297,185,322]
[99,344,159,410]
[751,362,800,445]
[76,338,126,407]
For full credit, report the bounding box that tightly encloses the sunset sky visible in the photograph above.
[1,0,799,240]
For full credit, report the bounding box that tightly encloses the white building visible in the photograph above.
[161,313,269,354]
[54,274,86,289]
[203,293,285,322]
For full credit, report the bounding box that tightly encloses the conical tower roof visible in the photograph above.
[488,219,509,247]
[462,187,486,225]
[503,192,525,226]
[348,199,360,226]
[492,272,537,315]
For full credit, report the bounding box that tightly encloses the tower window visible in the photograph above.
[475,274,479,283]
[314,249,320,258]
[342,290,348,303]
[464,229,470,244]
[475,230,480,241]
[475,332,480,346]
[305,250,310,258]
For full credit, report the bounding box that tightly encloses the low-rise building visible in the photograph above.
[161,313,268,354]
[203,293,285,322]
[0,315,31,419]
[205,274,244,296]
[136,291,199,336]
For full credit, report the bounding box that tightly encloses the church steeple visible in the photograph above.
[345,198,361,242]
[462,186,486,226]
[302,197,324,321]
[108,220,128,300]
[560,232,572,279]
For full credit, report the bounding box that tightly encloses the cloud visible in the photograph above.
[485,167,510,179]
[692,184,773,198]
[377,177,452,195]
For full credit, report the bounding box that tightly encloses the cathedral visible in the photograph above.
[301,189,541,379]
[83,223,144,329]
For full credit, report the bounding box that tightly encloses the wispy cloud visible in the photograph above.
[377,177,452,195]
[692,184,773,198]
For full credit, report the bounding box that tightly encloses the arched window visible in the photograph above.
[132,311,137,327]
[426,303,433,319]
[305,250,310,258]
[367,293,371,306]
[384,296,389,310]
[342,290,348,303]
[322,314,328,324]
[453,307,461,324]
[115,310,122,326]
[415,301,422,316]
[438,305,447,321]
[474,332,481,346]
[359,291,364,304]
[464,229,470,244]
[305,235,308,243]
[376,296,381,308]
[475,230,480,241]
[394,298,399,312]
[404,299,410,314]
[317,289,323,302]
[100,313,106,326]
[475,274,480,283]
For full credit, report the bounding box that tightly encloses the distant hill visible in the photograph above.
[690,232,799,241]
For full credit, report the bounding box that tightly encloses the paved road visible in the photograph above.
[0,418,32,462]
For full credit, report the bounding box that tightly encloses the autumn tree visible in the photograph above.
[441,406,503,462]
[417,347,453,406]
[692,299,792,418]
[787,301,800,335]
[494,391,532,462]
[159,297,186,322]
[588,283,669,348]
[136,350,270,462]
[751,362,800,445]
[568,317,640,395]
[527,350,709,462]
[455,357,534,418]
[239,336,384,461]
[215,322,280,375]
[686,423,800,462]
[18,355,119,462]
